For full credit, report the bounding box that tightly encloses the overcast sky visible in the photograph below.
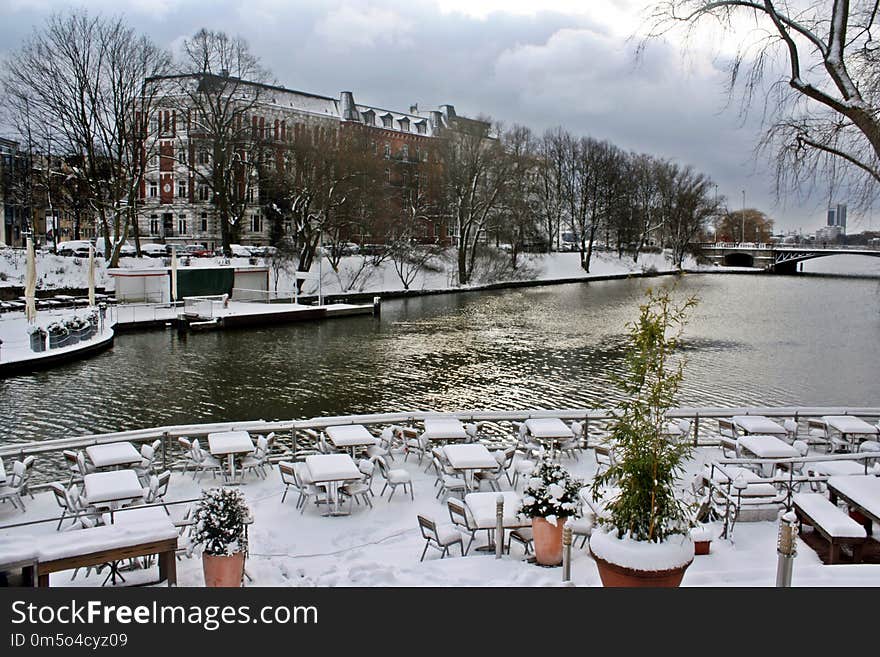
[1,0,874,233]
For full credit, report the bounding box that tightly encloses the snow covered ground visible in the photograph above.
[0,247,717,299]
[4,440,878,588]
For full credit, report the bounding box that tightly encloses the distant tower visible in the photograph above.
[827,203,847,233]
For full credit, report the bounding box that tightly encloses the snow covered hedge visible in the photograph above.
[518,458,582,526]
[193,488,250,556]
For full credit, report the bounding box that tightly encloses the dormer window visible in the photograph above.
[416,121,427,135]
[398,117,410,132]
[361,110,375,126]
[381,114,393,128]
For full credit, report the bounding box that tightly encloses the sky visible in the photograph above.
[0,0,875,234]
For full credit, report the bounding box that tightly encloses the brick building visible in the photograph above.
[138,75,488,250]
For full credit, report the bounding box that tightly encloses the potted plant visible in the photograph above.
[690,525,713,555]
[28,326,47,352]
[46,321,70,349]
[589,288,699,587]
[193,487,251,587]
[64,315,91,342]
[519,458,583,566]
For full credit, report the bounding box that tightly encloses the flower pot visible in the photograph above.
[590,530,694,587]
[532,517,565,566]
[593,553,692,587]
[202,552,245,587]
[694,540,711,556]
[29,332,46,352]
[49,333,70,349]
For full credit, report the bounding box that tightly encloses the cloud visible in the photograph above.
[314,5,414,51]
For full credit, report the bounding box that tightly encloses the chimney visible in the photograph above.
[339,91,358,121]
[409,103,419,114]
[440,104,456,119]
[429,110,443,130]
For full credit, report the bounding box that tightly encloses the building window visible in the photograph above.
[399,118,409,132]
[383,143,391,159]
[177,215,187,235]
[149,116,158,135]
[381,114,392,128]
[384,168,391,184]
[401,145,409,159]
[246,187,254,203]
[198,150,210,165]
[252,213,263,233]
[416,122,427,135]
[200,213,208,232]
[198,185,209,201]
[178,148,187,165]
[362,110,374,125]
[149,215,159,235]
[178,181,187,198]
[422,149,429,162]
[148,181,158,198]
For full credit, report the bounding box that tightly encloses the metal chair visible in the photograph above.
[507,526,534,555]
[373,455,413,500]
[0,461,27,512]
[718,418,739,458]
[417,515,464,561]
[446,497,479,555]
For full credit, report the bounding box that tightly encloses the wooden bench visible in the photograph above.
[792,493,866,564]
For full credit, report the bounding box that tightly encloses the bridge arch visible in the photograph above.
[723,252,754,267]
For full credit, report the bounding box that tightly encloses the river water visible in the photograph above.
[2,271,880,446]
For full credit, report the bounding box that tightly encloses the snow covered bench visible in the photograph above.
[34,523,178,587]
[792,493,866,564]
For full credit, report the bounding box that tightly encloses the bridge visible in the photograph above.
[698,243,880,274]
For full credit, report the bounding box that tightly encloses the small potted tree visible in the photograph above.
[46,321,70,349]
[589,288,699,587]
[519,458,583,566]
[193,487,251,587]
[28,326,47,352]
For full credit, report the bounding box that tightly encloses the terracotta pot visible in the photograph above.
[532,517,566,566]
[694,540,711,556]
[202,551,245,587]
[593,553,692,587]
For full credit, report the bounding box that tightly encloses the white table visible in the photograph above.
[737,435,800,476]
[822,416,879,452]
[525,418,574,457]
[325,425,378,457]
[827,475,880,531]
[207,431,255,482]
[423,417,468,443]
[101,505,172,527]
[443,444,497,491]
[84,469,144,520]
[731,416,787,436]
[305,454,361,516]
[86,442,142,469]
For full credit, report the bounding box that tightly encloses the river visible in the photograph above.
[3,270,880,446]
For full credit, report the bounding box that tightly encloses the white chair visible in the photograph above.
[593,442,617,476]
[783,419,798,444]
[142,470,172,514]
[512,455,536,490]
[75,451,94,480]
[806,419,831,452]
[373,455,413,500]
[858,440,880,467]
[417,515,464,561]
[432,457,466,500]
[0,461,27,512]
[340,478,373,511]
[279,461,300,504]
[718,418,739,458]
[62,450,82,486]
[19,456,36,500]
[50,482,77,530]
[507,526,534,555]
[403,430,429,465]
[293,462,328,514]
[446,497,479,555]
[357,458,375,495]
[241,435,270,479]
[191,439,225,481]
[133,444,156,482]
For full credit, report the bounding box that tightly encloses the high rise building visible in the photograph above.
[827,203,847,232]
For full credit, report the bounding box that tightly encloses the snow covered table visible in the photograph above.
[827,474,880,533]
[207,431,255,482]
[423,417,469,443]
[524,418,574,457]
[821,416,879,452]
[83,470,144,519]
[305,454,361,516]
[738,435,800,475]
[443,444,497,491]
[86,442,141,469]
[325,424,378,457]
[464,491,529,553]
[731,415,788,436]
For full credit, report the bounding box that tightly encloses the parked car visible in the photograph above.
[139,243,168,258]
[184,244,212,257]
[56,240,92,257]
[229,244,253,257]
[248,245,277,258]
[94,237,136,258]
[165,244,188,257]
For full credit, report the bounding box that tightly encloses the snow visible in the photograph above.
[822,416,879,435]
[5,438,880,587]
[82,470,144,505]
[35,523,177,562]
[0,310,113,365]
[589,527,695,572]
[732,416,787,435]
[422,417,468,440]
[524,418,574,438]
[442,444,496,469]
[826,475,880,518]
[206,432,255,456]
[463,492,528,528]
[325,425,378,448]
[791,494,866,538]
[304,454,360,482]
[737,435,801,459]
[85,442,141,469]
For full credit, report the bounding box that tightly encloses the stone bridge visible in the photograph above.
[697,243,880,273]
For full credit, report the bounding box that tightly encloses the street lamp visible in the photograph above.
[741,190,746,244]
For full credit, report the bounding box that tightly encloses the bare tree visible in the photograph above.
[648,1,880,210]
[2,10,171,265]
[157,29,271,257]
[536,127,571,251]
[656,162,719,267]
[438,117,509,285]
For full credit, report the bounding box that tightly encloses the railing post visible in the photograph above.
[162,431,169,471]
[693,413,700,447]
[776,510,798,587]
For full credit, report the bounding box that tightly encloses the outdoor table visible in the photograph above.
[325,424,378,458]
[83,469,144,520]
[827,475,880,533]
[464,491,528,552]
[731,415,788,436]
[86,442,142,470]
[443,444,497,491]
[207,431,255,482]
[524,418,574,458]
[737,435,800,476]
[822,416,879,452]
[305,454,361,516]
[101,505,172,527]
[423,417,469,443]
